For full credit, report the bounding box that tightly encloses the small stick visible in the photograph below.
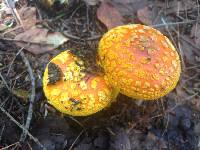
[0,73,11,92]
[68,130,84,150]
[177,1,186,70]
[68,116,85,129]
[152,20,196,28]
[19,50,36,142]
[0,124,5,142]
[7,47,24,76]
[160,17,186,71]
[1,142,20,150]
[4,0,24,27]
[0,105,46,150]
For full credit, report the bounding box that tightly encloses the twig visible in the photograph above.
[162,113,169,137]
[170,92,199,110]
[185,64,200,70]
[195,0,200,39]
[152,20,196,28]
[0,73,11,92]
[68,130,84,150]
[129,90,197,133]
[106,127,116,136]
[5,0,23,26]
[2,26,23,36]
[86,35,101,41]
[7,47,24,76]
[0,38,54,46]
[160,17,186,71]
[2,30,101,42]
[63,31,81,40]
[63,31,101,41]
[0,124,5,142]
[69,3,84,19]
[68,116,85,129]
[0,105,46,150]
[86,3,90,31]
[173,29,200,50]
[177,1,186,70]
[160,17,178,50]
[19,50,36,142]
[1,142,20,150]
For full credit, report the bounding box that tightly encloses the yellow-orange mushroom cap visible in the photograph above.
[98,24,181,100]
[43,51,117,116]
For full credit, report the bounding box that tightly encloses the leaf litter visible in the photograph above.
[9,6,69,54]
[15,27,68,54]
[97,1,124,29]
[0,0,200,149]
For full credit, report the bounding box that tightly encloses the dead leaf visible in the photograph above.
[97,1,124,29]
[0,24,8,31]
[15,28,69,54]
[46,32,68,47]
[18,7,37,30]
[137,7,153,25]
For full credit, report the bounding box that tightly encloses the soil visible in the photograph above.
[0,0,200,150]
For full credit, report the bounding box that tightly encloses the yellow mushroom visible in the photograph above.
[43,50,118,116]
[98,24,181,100]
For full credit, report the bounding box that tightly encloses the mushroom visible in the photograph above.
[43,51,118,116]
[98,24,181,100]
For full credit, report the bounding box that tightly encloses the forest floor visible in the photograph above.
[0,0,200,149]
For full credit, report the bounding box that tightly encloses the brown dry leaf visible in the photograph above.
[97,1,123,29]
[0,24,8,31]
[137,7,153,25]
[15,28,69,54]
[18,7,37,30]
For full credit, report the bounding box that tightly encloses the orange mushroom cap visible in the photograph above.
[43,50,118,116]
[98,24,181,100]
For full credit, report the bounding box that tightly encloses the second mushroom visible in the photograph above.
[43,51,118,116]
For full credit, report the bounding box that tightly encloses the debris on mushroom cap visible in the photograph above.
[98,24,181,100]
[43,50,118,116]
